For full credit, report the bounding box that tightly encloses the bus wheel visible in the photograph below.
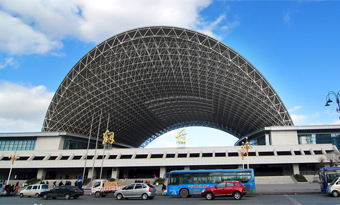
[180,189,189,198]
[332,191,339,197]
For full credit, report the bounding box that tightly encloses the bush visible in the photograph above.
[26,178,41,185]
[293,174,308,182]
[153,178,165,185]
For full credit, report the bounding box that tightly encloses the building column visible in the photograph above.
[88,168,96,180]
[37,168,46,180]
[184,166,190,170]
[293,164,300,175]
[111,168,119,179]
[159,167,166,178]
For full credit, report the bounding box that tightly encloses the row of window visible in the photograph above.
[0,140,36,151]
[298,133,340,149]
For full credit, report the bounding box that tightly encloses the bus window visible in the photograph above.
[182,173,193,184]
[208,172,222,183]
[236,171,251,183]
[221,172,236,181]
[193,173,208,184]
[169,173,179,185]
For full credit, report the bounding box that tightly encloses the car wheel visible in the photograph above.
[233,191,242,200]
[19,193,24,198]
[332,191,339,197]
[206,192,214,200]
[73,196,78,199]
[142,193,149,200]
[180,189,189,198]
[65,194,70,200]
[95,192,101,198]
[116,193,123,200]
[35,193,39,198]
[43,194,48,200]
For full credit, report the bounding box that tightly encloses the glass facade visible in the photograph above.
[298,133,340,149]
[249,134,270,146]
[63,138,103,150]
[0,138,36,151]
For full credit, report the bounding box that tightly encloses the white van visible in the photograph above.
[327,177,340,197]
[19,184,49,198]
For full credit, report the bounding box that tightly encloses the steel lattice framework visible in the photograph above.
[42,26,293,148]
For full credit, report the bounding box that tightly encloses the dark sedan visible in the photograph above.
[39,186,83,200]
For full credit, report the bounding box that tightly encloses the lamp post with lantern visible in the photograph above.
[241,137,252,169]
[325,91,340,120]
[7,151,20,185]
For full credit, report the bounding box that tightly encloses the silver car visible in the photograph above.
[114,183,156,200]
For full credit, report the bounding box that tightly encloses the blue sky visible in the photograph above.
[0,0,339,148]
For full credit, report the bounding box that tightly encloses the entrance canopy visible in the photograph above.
[42,26,293,148]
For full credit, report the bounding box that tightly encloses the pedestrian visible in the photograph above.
[74,181,77,186]
[162,183,166,191]
[14,185,19,197]
[15,181,19,187]
[53,181,56,187]
[59,181,64,186]
[46,181,49,187]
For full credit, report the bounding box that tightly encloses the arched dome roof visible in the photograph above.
[42,26,293,148]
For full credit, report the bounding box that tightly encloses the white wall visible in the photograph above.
[270,130,299,145]
[35,136,65,150]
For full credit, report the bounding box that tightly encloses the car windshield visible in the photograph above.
[146,184,155,188]
[330,178,339,185]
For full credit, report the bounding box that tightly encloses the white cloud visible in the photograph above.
[0,57,19,69]
[0,0,217,55]
[0,81,54,132]
[0,10,63,55]
[288,105,303,112]
[291,114,308,124]
[331,119,340,125]
[283,11,291,24]
[312,112,319,118]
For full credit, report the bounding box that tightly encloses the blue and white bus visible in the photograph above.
[166,169,255,197]
[319,167,340,193]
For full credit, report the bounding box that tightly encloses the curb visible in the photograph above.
[249,192,320,195]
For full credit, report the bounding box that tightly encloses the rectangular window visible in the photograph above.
[208,172,222,184]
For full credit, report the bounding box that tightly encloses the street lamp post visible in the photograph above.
[325,91,340,119]
[7,151,19,185]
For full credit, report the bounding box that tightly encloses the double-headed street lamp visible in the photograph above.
[7,151,19,185]
[325,91,340,119]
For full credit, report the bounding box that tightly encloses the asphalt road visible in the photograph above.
[1,194,340,205]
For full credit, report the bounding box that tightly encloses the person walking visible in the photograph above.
[13,185,19,197]
[58,181,64,186]
[53,181,56,187]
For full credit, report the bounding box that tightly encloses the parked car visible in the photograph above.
[0,182,4,196]
[39,186,84,200]
[327,177,340,197]
[201,181,246,200]
[19,184,48,198]
[1,184,14,196]
[114,183,156,200]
